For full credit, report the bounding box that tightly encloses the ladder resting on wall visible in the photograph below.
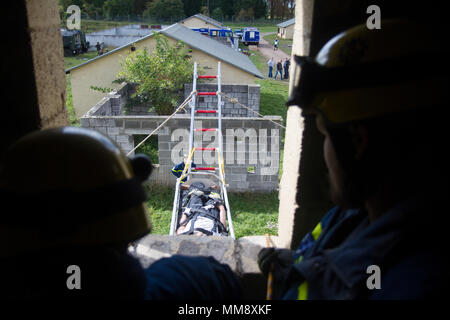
[169,62,235,239]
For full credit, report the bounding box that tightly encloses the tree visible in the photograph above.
[218,0,235,19]
[117,34,194,115]
[143,0,184,21]
[253,0,268,19]
[103,0,134,18]
[182,0,202,17]
[211,7,223,21]
[234,0,267,20]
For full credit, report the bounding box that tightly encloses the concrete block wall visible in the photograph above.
[81,86,281,192]
[184,83,260,118]
[129,234,268,299]
[86,25,155,48]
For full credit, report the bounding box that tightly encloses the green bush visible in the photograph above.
[118,34,194,115]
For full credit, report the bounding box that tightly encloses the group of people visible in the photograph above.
[267,57,290,80]
[0,19,448,300]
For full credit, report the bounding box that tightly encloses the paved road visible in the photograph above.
[258,32,290,64]
[257,32,290,79]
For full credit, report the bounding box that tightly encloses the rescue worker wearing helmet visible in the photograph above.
[258,19,449,299]
[0,127,241,299]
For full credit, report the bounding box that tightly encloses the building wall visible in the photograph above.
[192,49,256,84]
[180,16,220,29]
[278,24,295,39]
[184,83,260,118]
[86,24,165,48]
[70,36,258,119]
[80,84,279,192]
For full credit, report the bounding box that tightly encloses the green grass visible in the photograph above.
[248,49,289,127]
[134,135,159,164]
[144,183,278,237]
[64,51,99,69]
[263,33,293,56]
[144,184,174,235]
[225,22,277,33]
[248,48,288,180]
[65,75,79,126]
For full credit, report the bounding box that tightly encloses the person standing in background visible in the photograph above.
[267,57,274,78]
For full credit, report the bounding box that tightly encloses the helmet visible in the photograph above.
[0,127,153,257]
[287,19,449,126]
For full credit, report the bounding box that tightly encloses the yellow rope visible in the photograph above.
[265,233,275,300]
[179,146,196,183]
[217,148,226,186]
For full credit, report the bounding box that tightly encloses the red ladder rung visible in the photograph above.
[194,128,217,132]
[197,92,217,96]
[196,110,217,113]
[195,147,217,151]
[197,75,217,79]
[195,167,216,171]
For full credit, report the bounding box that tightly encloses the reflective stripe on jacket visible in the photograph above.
[282,197,448,300]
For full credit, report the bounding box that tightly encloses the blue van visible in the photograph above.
[242,27,260,45]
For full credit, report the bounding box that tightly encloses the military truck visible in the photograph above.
[61,29,90,56]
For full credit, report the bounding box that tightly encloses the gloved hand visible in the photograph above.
[258,248,295,283]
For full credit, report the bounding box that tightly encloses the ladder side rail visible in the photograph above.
[216,61,234,238]
[170,179,181,235]
[222,185,235,239]
[188,62,198,177]
[217,62,223,171]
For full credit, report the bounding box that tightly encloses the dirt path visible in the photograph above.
[258,32,290,64]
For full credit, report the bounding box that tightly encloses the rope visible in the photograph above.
[179,147,195,183]
[265,233,275,300]
[218,92,286,129]
[127,91,196,156]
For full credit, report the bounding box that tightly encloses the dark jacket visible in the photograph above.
[171,161,197,182]
[281,195,449,299]
[277,62,283,71]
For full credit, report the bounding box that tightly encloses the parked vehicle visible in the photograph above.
[61,29,89,56]
[208,28,232,38]
[234,29,243,39]
[242,27,260,46]
[191,28,209,35]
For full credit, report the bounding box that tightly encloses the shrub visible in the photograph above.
[118,34,193,115]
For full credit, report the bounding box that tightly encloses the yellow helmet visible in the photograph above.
[0,127,152,257]
[287,19,448,125]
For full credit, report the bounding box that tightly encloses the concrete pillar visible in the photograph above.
[0,1,69,156]
[278,0,327,249]
[25,0,70,128]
